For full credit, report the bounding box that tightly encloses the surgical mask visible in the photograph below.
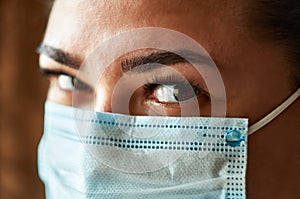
[38,88,299,199]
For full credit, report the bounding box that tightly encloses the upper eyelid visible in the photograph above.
[39,68,68,77]
[40,66,206,93]
[146,72,206,90]
[39,68,79,82]
[39,68,81,85]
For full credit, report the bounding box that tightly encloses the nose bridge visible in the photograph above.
[95,82,135,115]
[92,59,125,113]
[94,86,113,113]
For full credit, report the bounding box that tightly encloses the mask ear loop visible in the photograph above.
[248,87,300,135]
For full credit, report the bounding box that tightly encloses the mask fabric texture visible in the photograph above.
[38,101,248,199]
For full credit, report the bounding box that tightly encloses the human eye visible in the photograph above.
[136,73,211,116]
[57,74,94,93]
[40,68,94,105]
[143,73,210,103]
[146,83,208,103]
[40,69,94,93]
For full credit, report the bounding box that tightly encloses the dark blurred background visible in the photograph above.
[1,1,51,198]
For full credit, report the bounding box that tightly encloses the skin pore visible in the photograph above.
[39,0,299,198]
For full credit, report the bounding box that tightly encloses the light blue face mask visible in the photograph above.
[38,88,299,199]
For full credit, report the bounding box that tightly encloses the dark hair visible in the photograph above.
[248,0,300,86]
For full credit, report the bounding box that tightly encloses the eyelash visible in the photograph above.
[41,70,209,102]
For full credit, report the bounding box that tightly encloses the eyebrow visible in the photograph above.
[38,44,213,72]
[37,44,81,69]
[121,50,212,73]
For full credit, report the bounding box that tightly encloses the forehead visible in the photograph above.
[43,0,244,60]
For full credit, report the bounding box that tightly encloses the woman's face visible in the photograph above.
[40,0,292,124]
[39,1,300,197]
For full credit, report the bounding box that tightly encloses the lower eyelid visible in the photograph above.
[145,99,182,109]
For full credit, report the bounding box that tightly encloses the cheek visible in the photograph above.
[219,42,293,121]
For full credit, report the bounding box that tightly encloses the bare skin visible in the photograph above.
[39,0,300,198]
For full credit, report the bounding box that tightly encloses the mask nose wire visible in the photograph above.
[248,87,300,135]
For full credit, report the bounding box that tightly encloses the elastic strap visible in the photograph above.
[248,87,300,135]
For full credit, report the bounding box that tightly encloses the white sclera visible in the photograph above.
[58,75,74,91]
[154,85,178,103]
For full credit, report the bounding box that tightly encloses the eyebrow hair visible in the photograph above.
[37,44,81,69]
[121,50,212,73]
[38,44,213,72]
